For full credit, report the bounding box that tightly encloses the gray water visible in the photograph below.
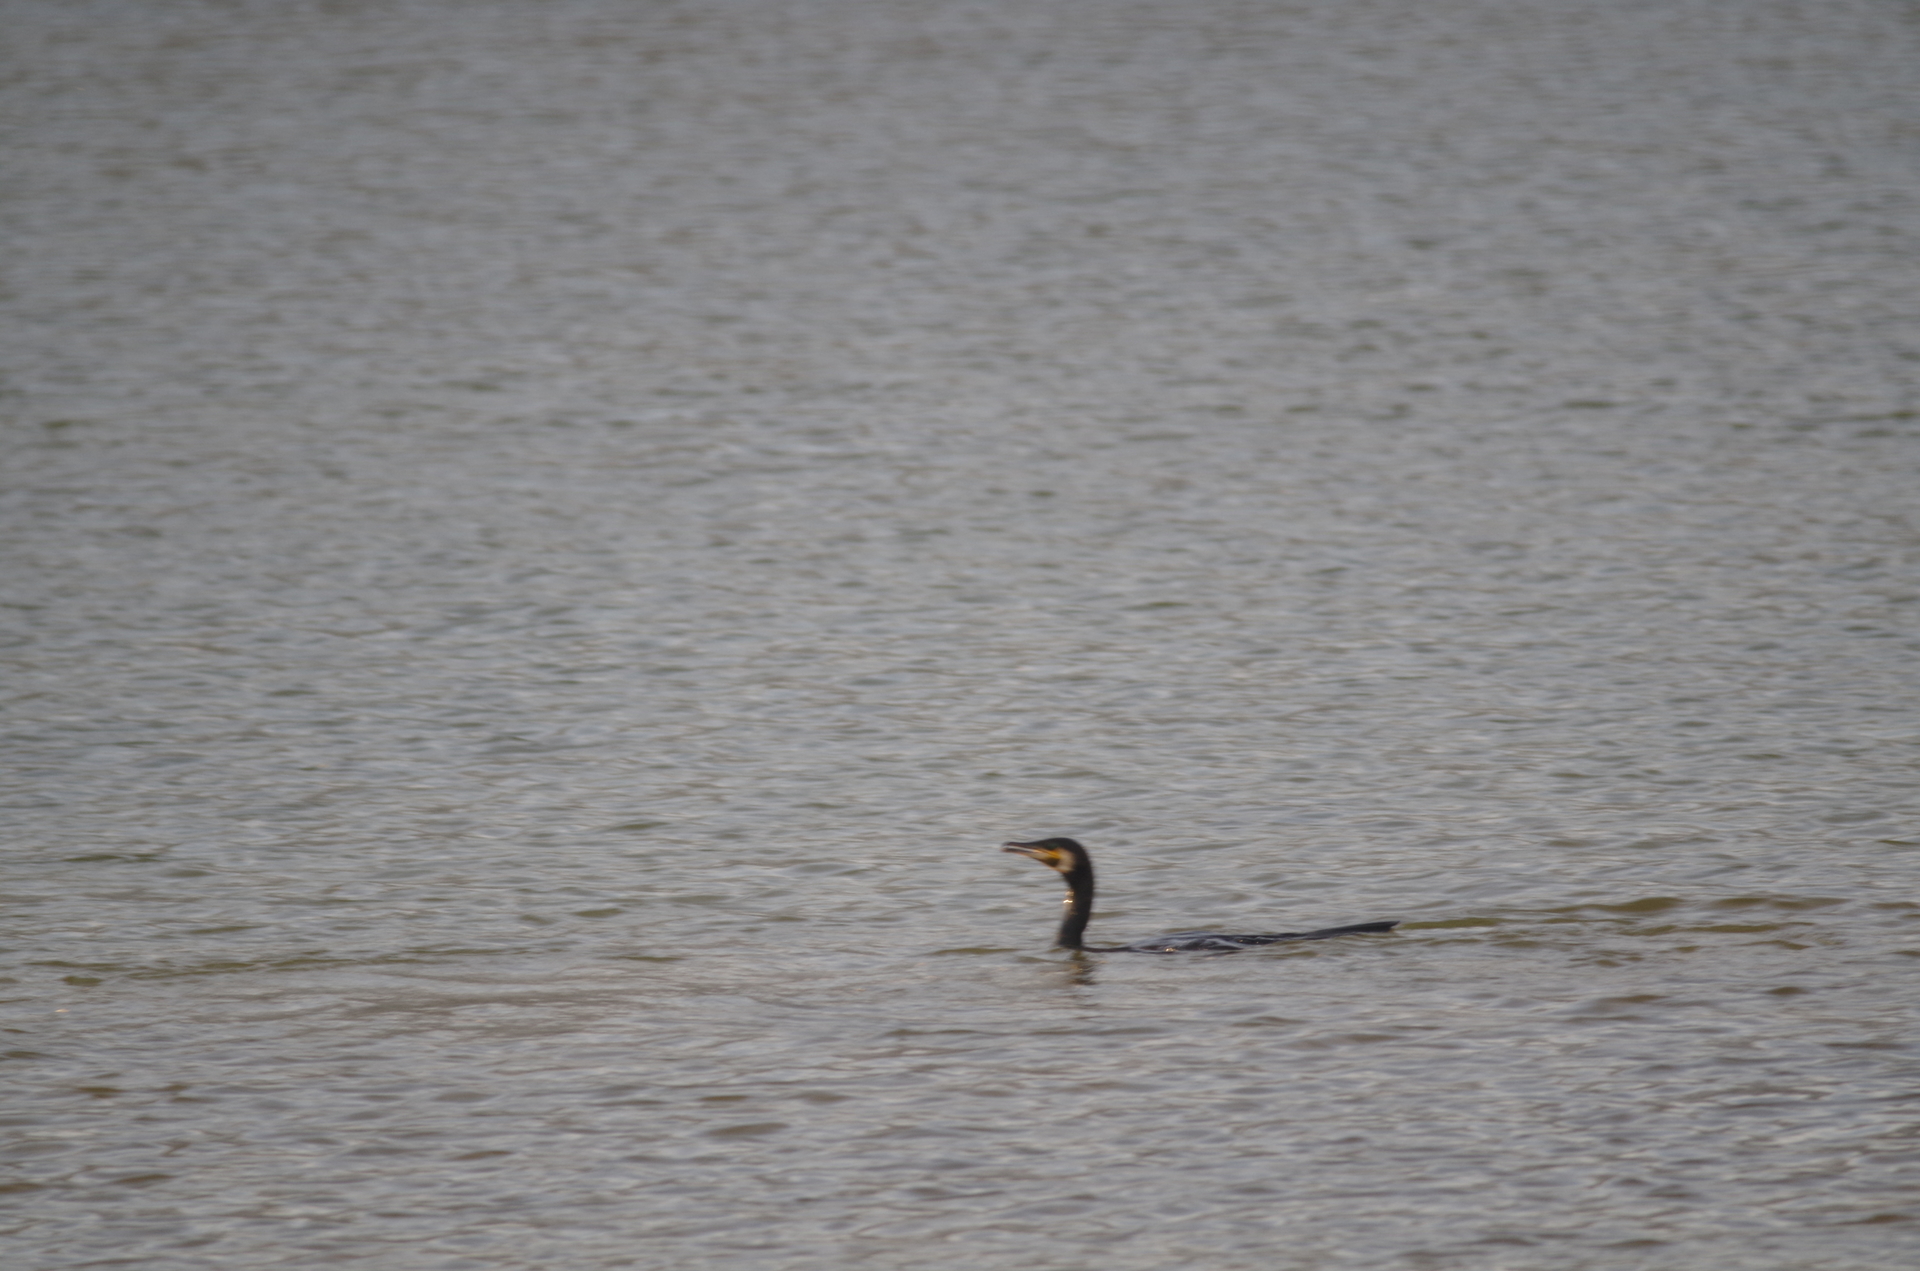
[4,1,1918,1267]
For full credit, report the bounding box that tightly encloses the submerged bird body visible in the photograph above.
[1002,837,1398,953]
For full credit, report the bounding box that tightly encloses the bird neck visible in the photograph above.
[1057,861,1095,950]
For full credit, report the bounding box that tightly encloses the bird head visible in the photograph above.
[1002,837,1088,876]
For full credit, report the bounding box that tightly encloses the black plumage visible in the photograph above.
[1003,837,1398,953]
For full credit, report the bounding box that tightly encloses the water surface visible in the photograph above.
[4,1,1918,1268]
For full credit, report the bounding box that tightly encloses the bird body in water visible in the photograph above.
[1003,837,1398,953]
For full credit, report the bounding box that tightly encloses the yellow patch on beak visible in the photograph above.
[1004,842,1071,872]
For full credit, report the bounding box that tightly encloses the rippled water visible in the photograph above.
[5,1,1918,1267]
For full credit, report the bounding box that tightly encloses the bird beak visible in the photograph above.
[1003,842,1067,870]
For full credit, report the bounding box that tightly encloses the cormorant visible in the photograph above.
[1003,837,1398,953]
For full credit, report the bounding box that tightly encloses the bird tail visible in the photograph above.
[1292,920,1399,940]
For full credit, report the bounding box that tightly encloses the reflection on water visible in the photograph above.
[4,0,1918,1268]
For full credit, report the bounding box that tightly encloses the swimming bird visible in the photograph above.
[1003,837,1398,953]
